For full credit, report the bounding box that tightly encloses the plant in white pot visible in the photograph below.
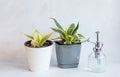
[51,18,88,68]
[24,30,53,72]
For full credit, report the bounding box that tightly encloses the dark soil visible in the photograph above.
[25,40,53,48]
[55,41,81,45]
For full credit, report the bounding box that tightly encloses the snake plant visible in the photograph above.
[25,30,53,47]
[51,18,87,45]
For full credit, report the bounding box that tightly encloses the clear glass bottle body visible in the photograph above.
[88,51,106,73]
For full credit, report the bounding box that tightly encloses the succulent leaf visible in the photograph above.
[51,28,65,37]
[25,30,53,47]
[24,34,34,40]
[33,30,42,42]
[39,32,53,46]
[51,19,87,45]
[66,23,75,35]
[51,18,64,31]
[71,22,79,35]
[31,40,39,47]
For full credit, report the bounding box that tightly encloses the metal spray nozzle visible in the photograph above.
[93,31,103,52]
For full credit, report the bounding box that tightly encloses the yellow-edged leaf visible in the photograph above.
[71,22,79,35]
[24,34,34,40]
[51,28,65,37]
[80,38,89,43]
[66,23,75,35]
[51,18,64,31]
[33,30,42,42]
[31,40,39,47]
[39,32,53,46]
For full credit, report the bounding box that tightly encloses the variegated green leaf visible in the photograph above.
[80,38,89,43]
[39,32,53,46]
[72,40,81,44]
[51,28,65,37]
[64,41,71,45]
[60,35,66,40]
[78,33,85,39]
[33,30,42,42]
[24,34,34,40]
[31,40,39,47]
[66,23,75,35]
[51,18,64,31]
[71,22,79,35]
[72,35,79,41]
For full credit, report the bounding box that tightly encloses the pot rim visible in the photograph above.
[24,40,53,49]
[55,41,81,45]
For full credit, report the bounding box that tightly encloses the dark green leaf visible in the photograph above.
[66,23,75,35]
[71,22,79,35]
[51,18,64,30]
[51,28,65,37]
[72,34,80,40]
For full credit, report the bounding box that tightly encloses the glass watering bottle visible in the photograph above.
[88,31,106,73]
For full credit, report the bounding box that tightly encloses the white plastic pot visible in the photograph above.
[24,40,53,72]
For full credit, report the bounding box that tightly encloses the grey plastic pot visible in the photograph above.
[55,41,81,68]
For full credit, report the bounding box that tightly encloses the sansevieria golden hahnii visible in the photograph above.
[25,30,53,47]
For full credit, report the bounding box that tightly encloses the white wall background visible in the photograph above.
[0,0,120,67]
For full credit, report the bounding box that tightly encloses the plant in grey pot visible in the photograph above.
[51,18,88,68]
[24,30,53,72]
